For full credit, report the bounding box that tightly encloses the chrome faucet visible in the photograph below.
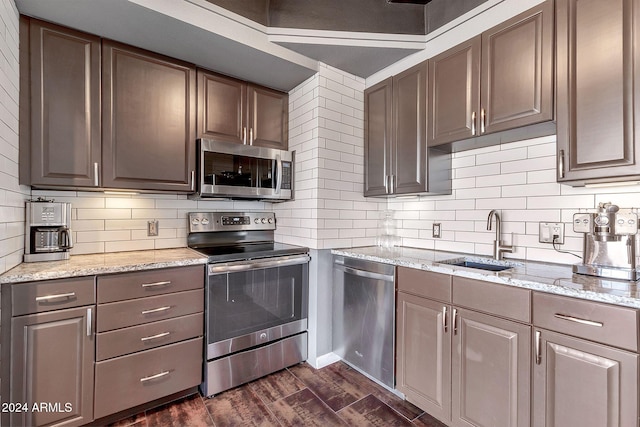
[487,210,514,260]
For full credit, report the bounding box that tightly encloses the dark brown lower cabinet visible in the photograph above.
[532,329,638,427]
[10,306,95,427]
[396,292,452,422]
[451,308,530,427]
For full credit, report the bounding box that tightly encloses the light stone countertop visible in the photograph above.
[331,246,640,309]
[0,248,208,284]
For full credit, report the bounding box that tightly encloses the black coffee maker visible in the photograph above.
[24,200,73,262]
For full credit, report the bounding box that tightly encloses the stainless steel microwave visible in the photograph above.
[193,138,294,201]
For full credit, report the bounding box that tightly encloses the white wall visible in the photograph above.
[0,0,28,275]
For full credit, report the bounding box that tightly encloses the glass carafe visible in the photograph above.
[376,210,400,250]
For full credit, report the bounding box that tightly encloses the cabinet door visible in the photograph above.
[197,70,246,144]
[451,308,531,427]
[102,41,196,192]
[392,62,427,194]
[556,0,640,183]
[481,0,553,134]
[428,37,481,146]
[364,77,393,196]
[247,85,289,150]
[396,292,451,424]
[533,329,638,427]
[28,19,101,188]
[11,306,94,427]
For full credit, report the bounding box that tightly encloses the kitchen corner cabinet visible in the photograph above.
[428,0,553,146]
[7,277,96,427]
[198,69,289,150]
[364,62,448,197]
[102,41,197,192]
[22,18,101,188]
[532,292,639,427]
[556,0,640,185]
[396,268,531,427]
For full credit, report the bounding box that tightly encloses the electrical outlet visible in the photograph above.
[147,220,159,237]
[539,222,564,244]
[433,223,441,238]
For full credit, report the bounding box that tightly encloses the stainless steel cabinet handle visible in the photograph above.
[391,175,396,193]
[141,281,172,288]
[249,128,254,145]
[140,371,170,383]
[452,308,458,335]
[190,170,195,191]
[243,127,247,144]
[554,313,603,327]
[558,150,565,178]
[480,108,486,134]
[93,162,99,187]
[141,306,172,315]
[385,175,390,194]
[87,308,92,337]
[535,330,542,365]
[141,332,171,342]
[471,111,476,136]
[442,306,448,333]
[35,292,76,302]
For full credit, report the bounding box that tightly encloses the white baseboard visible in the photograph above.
[311,352,341,369]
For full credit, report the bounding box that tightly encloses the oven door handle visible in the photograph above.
[208,254,310,274]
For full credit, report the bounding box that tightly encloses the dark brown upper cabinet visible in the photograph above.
[428,0,553,147]
[364,62,450,197]
[556,0,640,185]
[198,69,288,150]
[22,18,102,188]
[102,41,196,192]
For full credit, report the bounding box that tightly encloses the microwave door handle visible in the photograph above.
[275,154,282,195]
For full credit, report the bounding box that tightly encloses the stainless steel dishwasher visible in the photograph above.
[332,255,395,389]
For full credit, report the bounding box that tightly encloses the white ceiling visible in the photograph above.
[15,0,427,91]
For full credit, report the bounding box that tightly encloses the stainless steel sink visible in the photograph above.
[438,257,522,272]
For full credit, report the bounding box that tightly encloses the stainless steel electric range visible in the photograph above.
[187,212,309,396]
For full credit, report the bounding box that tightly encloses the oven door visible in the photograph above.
[206,254,309,359]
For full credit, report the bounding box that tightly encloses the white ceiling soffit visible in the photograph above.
[15,0,319,91]
[268,29,426,77]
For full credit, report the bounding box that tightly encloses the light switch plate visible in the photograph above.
[148,220,159,237]
[539,222,564,244]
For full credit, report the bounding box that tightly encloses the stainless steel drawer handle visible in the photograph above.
[35,292,76,302]
[141,332,171,342]
[140,371,170,383]
[554,313,603,327]
[141,281,172,288]
[141,306,172,315]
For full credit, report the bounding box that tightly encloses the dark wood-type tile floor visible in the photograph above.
[109,361,447,426]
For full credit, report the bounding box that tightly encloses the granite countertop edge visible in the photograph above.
[0,248,208,284]
[331,247,640,309]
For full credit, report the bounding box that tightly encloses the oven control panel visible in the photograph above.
[189,212,276,232]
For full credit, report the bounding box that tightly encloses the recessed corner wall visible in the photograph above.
[0,0,29,275]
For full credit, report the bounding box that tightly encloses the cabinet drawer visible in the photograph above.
[96,312,203,361]
[97,289,204,332]
[452,276,531,323]
[97,265,205,303]
[12,276,95,316]
[94,337,202,419]
[533,292,639,352]
[397,267,452,302]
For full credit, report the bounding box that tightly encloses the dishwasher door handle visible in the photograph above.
[334,264,394,282]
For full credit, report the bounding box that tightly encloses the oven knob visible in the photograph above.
[201,218,210,225]
[254,218,260,224]
[261,218,266,224]
[268,218,274,224]
[260,333,267,340]
[191,218,200,225]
